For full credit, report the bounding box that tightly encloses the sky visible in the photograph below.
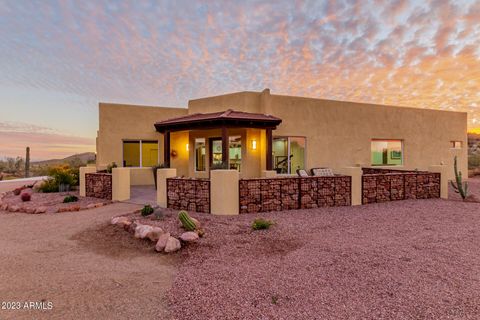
[0,0,479,160]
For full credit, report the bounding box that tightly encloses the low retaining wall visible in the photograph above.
[239,176,351,214]
[166,178,210,213]
[85,173,112,200]
[362,171,441,204]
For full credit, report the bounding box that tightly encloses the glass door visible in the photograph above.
[272,137,306,174]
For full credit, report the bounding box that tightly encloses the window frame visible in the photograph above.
[272,136,307,174]
[370,139,404,166]
[122,139,159,168]
[194,138,206,172]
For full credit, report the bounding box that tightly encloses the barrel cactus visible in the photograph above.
[178,210,197,231]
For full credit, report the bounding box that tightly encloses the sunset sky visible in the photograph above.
[0,0,479,160]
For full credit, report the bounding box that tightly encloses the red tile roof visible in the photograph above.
[154,109,282,132]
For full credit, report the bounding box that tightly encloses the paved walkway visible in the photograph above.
[0,202,176,320]
[128,185,157,206]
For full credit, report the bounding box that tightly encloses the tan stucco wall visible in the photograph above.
[97,90,467,180]
[96,103,187,168]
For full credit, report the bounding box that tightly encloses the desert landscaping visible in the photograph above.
[0,178,479,319]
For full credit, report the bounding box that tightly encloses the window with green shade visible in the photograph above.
[123,140,158,167]
[371,140,403,166]
[229,136,241,171]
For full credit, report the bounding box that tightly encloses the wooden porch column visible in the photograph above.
[266,128,273,170]
[163,131,171,167]
[221,126,228,166]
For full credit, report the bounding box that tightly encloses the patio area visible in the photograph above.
[128,185,157,206]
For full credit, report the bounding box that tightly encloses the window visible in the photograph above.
[273,137,306,174]
[451,141,462,149]
[371,140,403,166]
[229,136,241,171]
[123,140,158,167]
[195,138,206,171]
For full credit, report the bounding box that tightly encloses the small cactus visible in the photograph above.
[178,210,197,231]
[450,156,468,200]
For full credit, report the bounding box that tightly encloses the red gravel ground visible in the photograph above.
[1,190,109,213]
[168,179,480,320]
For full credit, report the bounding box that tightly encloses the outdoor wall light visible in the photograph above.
[251,139,257,150]
[186,143,189,151]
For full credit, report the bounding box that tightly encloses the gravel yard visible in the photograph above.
[168,179,480,320]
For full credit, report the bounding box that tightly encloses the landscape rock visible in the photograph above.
[8,205,19,212]
[155,232,170,252]
[134,224,153,239]
[126,221,137,233]
[164,236,181,253]
[34,206,47,214]
[146,227,165,242]
[111,216,129,225]
[180,231,199,242]
[86,203,96,209]
[25,207,36,214]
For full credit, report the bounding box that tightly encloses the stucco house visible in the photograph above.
[96,89,467,184]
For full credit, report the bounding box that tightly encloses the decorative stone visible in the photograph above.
[86,203,96,209]
[25,207,36,214]
[134,224,153,239]
[146,227,165,242]
[126,221,137,233]
[155,232,170,252]
[34,206,47,214]
[111,216,129,225]
[164,236,181,253]
[180,231,199,242]
[8,205,20,212]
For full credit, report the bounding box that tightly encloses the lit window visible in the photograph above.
[123,140,158,167]
[451,141,462,149]
[371,140,403,166]
[195,138,206,171]
[229,136,241,171]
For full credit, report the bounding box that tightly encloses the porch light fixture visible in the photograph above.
[251,139,257,150]
[186,143,189,151]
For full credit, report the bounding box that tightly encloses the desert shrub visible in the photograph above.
[141,204,154,216]
[20,192,31,202]
[251,218,274,230]
[37,165,77,193]
[106,162,117,173]
[468,155,480,169]
[63,195,78,203]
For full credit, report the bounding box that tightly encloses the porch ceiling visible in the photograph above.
[154,109,282,133]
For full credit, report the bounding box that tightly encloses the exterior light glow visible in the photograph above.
[186,143,189,151]
[251,139,257,150]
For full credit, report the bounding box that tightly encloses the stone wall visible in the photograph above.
[167,178,210,213]
[85,173,112,200]
[239,176,351,214]
[362,172,441,204]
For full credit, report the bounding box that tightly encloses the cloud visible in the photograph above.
[0,122,94,160]
[0,0,479,132]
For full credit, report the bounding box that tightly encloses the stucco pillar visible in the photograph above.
[334,167,363,206]
[261,170,277,178]
[112,167,130,201]
[79,166,97,197]
[156,168,177,208]
[428,165,448,199]
[210,169,239,215]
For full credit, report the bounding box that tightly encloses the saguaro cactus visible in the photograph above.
[25,146,30,178]
[450,156,468,200]
[178,210,197,231]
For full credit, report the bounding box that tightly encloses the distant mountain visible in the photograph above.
[32,152,96,166]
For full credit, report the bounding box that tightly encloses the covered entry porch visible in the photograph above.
[154,109,282,178]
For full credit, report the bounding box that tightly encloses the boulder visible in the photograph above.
[34,206,47,214]
[8,205,20,212]
[25,207,36,214]
[134,224,153,239]
[126,221,137,233]
[155,232,170,252]
[111,216,129,225]
[180,231,199,242]
[146,227,165,242]
[86,203,96,209]
[164,236,181,253]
